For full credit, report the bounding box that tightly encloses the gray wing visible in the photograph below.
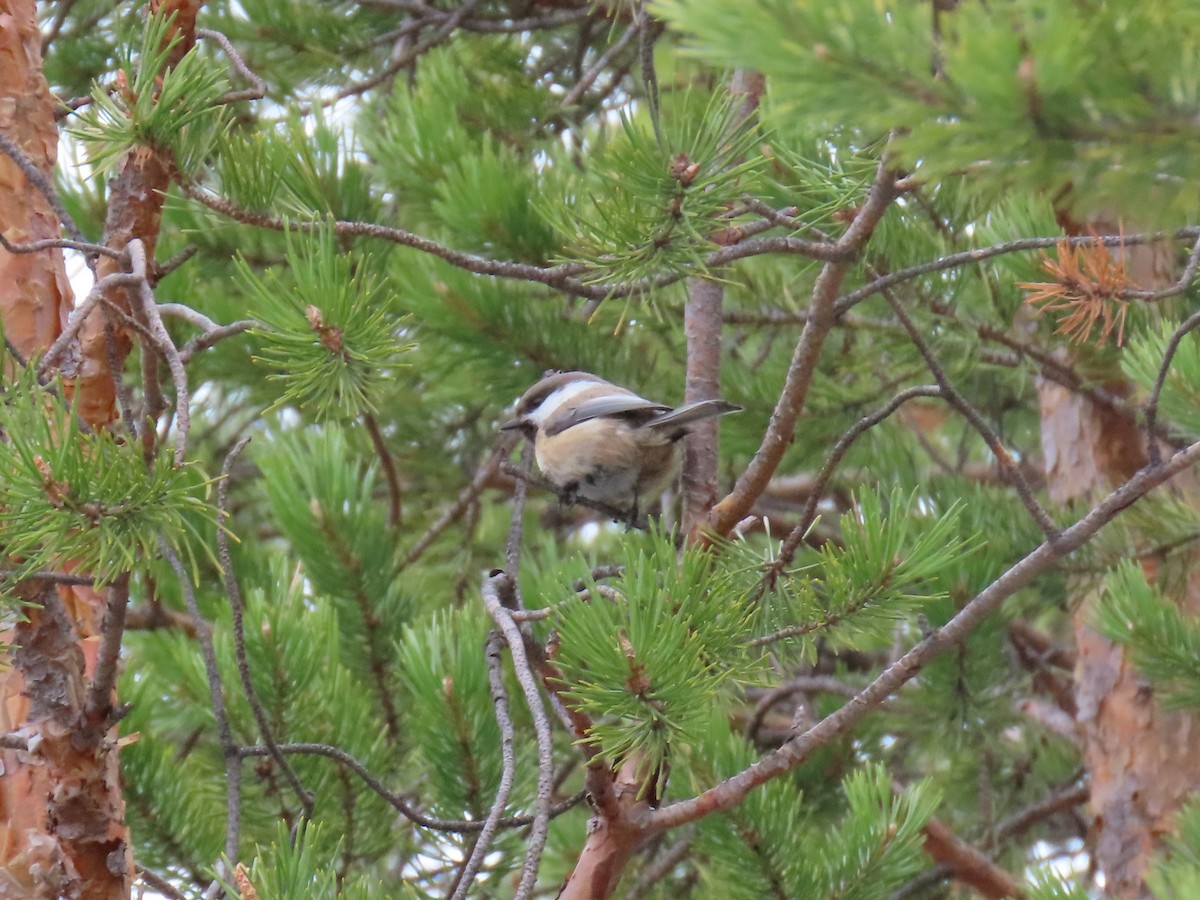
[544,395,669,436]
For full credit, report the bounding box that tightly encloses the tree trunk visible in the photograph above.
[1037,236,1200,898]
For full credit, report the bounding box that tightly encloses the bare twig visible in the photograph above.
[1145,308,1200,466]
[197,28,268,105]
[218,437,314,818]
[130,240,190,466]
[38,271,139,375]
[328,0,480,104]
[1,570,95,585]
[620,832,696,900]
[83,572,132,726]
[832,228,1200,316]
[882,290,1060,540]
[706,160,902,538]
[401,434,518,569]
[561,20,640,108]
[174,177,844,301]
[990,781,1089,846]
[239,742,585,832]
[767,385,943,580]
[450,632,518,900]
[179,320,257,362]
[161,540,243,888]
[506,441,534,577]
[137,868,192,900]
[0,132,89,248]
[0,231,121,259]
[648,435,1200,831]
[362,412,403,529]
[481,572,555,899]
[744,675,862,741]
[154,245,200,280]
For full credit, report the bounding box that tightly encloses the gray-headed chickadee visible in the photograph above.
[501,371,740,519]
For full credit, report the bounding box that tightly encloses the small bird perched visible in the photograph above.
[501,371,740,521]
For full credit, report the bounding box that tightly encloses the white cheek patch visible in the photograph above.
[526,380,604,425]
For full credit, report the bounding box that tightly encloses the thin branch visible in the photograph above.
[197,28,268,105]
[921,816,1024,899]
[179,320,257,362]
[767,385,943,580]
[481,572,555,899]
[362,412,403,529]
[137,868,192,900]
[882,289,1060,539]
[1,570,95,585]
[832,228,1200,316]
[450,632,518,900]
[502,461,636,524]
[561,20,640,108]
[647,435,1200,831]
[154,244,200,280]
[38,271,140,375]
[356,0,591,33]
[83,572,131,725]
[174,177,845,301]
[506,441,534,577]
[328,0,480,104]
[161,540,243,885]
[401,434,517,569]
[238,742,585,833]
[1145,308,1200,466]
[218,437,314,819]
[744,675,863,740]
[990,781,1089,846]
[707,160,902,538]
[0,231,121,259]
[0,132,89,247]
[130,240,190,466]
[620,832,696,900]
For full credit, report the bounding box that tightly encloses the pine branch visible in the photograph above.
[649,435,1200,832]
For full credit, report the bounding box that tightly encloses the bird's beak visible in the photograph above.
[499,418,524,432]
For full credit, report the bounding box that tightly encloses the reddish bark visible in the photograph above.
[0,3,133,896]
[0,0,68,360]
[1037,235,1200,897]
[79,0,204,429]
[0,2,203,896]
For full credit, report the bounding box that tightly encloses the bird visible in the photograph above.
[501,371,740,521]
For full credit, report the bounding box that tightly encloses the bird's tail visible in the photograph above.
[647,399,741,430]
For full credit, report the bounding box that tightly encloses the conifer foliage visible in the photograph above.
[6,1,1200,898]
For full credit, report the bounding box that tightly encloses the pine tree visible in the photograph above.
[4,1,1200,898]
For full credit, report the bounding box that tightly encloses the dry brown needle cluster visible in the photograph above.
[1019,235,1137,346]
